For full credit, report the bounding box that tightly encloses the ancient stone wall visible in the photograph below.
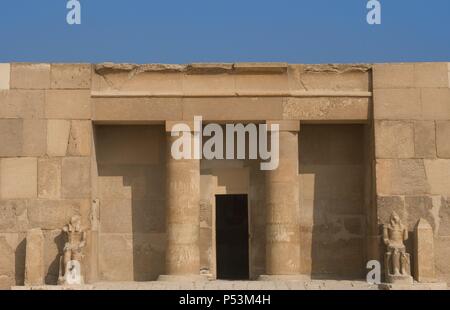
[1,62,449,288]
[0,64,93,288]
[95,125,166,281]
[373,63,450,283]
[299,124,367,278]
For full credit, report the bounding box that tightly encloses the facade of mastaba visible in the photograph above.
[0,62,449,288]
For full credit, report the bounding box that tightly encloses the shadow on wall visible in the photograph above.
[45,232,65,284]
[95,125,166,281]
[14,239,26,285]
[299,124,367,280]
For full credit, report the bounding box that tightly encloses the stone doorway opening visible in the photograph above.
[215,194,250,280]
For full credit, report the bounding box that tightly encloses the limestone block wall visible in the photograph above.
[299,124,367,279]
[373,62,450,283]
[94,125,166,281]
[1,61,450,288]
[0,64,93,288]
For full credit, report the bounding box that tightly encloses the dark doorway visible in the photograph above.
[216,194,249,280]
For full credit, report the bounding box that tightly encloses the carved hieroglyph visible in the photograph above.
[383,212,413,284]
[58,215,86,285]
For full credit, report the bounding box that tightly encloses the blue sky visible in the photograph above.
[0,0,449,64]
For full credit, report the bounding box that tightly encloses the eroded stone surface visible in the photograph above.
[414,218,436,282]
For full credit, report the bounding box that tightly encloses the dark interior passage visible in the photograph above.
[216,194,249,280]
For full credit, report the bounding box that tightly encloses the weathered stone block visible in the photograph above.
[421,88,450,120]
[283,97,370,121]
[414,121,436,158]
[0,200,28,232]
[98,176,132,200]
[376,196,407,226]
[98,234,133,281]
[99,199,133,233]
[61,157,91,199]
[288,64,370,91]
[235,73,288,93]
[375,121,414,158]
[24,228,45,286]
[436,121,450,158]
[373,63,414,89]
[373,88,421,120]
[99,199,164,234]
[424,159,450,196]
[183,97,283,121]
[38,158,61,199]
[0,63,10,89]
[182,73,235,94]
[45,90,91,119]
[0,157,37,199]
[98,232,166,281]
[93,70,184,93]
[376,159,430,195]
[0,90,45,119]
[414,218,436,282]
[22,119,47,156]
[434,236,450,283]
[67,121,92,156]
[27,200,81,230]
[404,196,440,231]
[0,236,15,289]
[0,119,22,157]
[438,198,450,236]
[92,97,182,121]
[47,120,70,156]
[50,64,91,89]
[414,63,449,88]
[10,63,50,89]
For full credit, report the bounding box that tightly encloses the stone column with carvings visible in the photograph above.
[261,120,301,279]
[159,121,204,281]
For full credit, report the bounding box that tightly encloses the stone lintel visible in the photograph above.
[165,120,201,132]
[266,120,300,132]
[94,63,187,75]
[186,63,234,74]
[233,62,288,74]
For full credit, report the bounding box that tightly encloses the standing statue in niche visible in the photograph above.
[383,212,413,284]
[58,215,86,285]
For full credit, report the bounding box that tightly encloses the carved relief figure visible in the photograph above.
[58,215,86,285]
[383,212,413,284]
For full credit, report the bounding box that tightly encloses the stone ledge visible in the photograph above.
[379,282,448,290]
[11,285,94,290]
[94,62,289,76]
[91,90,372,98]
[233,62,288,74]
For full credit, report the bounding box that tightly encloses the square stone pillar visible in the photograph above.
[260,120,302,280]
[158,121,205,281]
[24,228,45,286]
[414,218,436,282]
